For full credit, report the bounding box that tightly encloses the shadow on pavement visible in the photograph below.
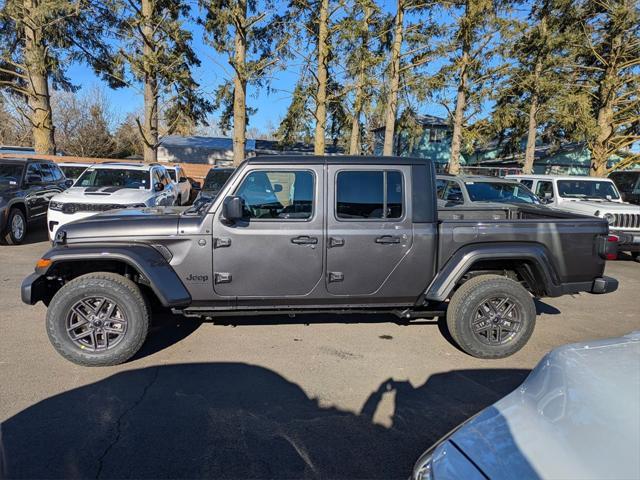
[0,364,529,479]
[131,311,203,361]
[534,299,561,315]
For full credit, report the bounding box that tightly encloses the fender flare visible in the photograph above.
[24,243,191,307]
[423,242,562,302]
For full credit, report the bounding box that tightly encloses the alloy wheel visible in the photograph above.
[66,296,128,351]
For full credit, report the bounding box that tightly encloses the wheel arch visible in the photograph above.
[423,242,561,302]
[23,244,191,307]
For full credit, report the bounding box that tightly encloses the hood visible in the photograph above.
[450,332,640,479]
[60,207,183,241]
[55,186,154,204]
[563,198,640,213]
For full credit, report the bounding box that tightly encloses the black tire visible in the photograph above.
[446,274,536,359]
[2,207,27,245]
[46,272,150,366]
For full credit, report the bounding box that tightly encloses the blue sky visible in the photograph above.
[65,0,456,135]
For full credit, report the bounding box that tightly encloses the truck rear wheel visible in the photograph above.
[446,274,536,359]
[46,272,150,366]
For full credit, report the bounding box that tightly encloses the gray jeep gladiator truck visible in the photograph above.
[22,156,618,366]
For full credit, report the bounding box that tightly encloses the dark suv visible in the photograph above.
[0,157,70,244]
[609,170,640,205]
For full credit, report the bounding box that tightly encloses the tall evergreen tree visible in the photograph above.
[429,0,507,173]
[115,0,211,162]
[0,0,119,154]
[200,0,286,166]
[491,0,580,173]
[576,0,639,175]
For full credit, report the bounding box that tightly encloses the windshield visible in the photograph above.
[203,169,234,193]
[60,166,88,180]
[557,180,620,200]
[466,181,539,204]
[76,168,150,189]
[0,163,24,189]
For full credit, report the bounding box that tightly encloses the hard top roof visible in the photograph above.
[0,156,53,163]
[507,174,615,182]
[246,155,431,166]
[86,162,162,170]
[437,173,518,183]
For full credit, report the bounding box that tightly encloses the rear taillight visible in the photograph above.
[605,234,619,260]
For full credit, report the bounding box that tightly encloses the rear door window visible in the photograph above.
[336,170,403,220]
[38,163,55,182]
[536,181,554,199]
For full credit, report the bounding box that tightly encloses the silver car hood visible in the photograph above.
[451,333,640,479]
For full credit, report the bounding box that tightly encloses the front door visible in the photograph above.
[326,165,414,296]
[211,166,324,298]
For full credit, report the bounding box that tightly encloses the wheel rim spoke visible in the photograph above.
[472,295,522,346]
[66,296,128,352]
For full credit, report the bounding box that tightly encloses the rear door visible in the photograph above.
[326,165,413,295]
[211,165,324,298]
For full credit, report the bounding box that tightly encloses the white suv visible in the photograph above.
[507,174,640,258]
[47,162,177,239]
[165,164,191,205]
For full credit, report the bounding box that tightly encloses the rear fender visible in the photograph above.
[424,243,561,302]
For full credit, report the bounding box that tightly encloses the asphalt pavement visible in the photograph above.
[1,227,638,479]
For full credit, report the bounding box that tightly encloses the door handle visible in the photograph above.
[291,235,318,245]
[375,235,401,244]
[328,237,344,248]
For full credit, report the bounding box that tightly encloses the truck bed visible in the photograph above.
[437,205,609,285]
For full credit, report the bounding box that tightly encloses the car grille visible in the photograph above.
[612,213,640,230]
[61,203,126,214]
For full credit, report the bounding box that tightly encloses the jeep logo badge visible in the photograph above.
[186,274,209,283]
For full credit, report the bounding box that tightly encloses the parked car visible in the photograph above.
[0,145,35,156]
[411,332,640,480]
[165,164,191,205]
[57,162,92,183]
[194,167,235,204]
[0,157,71,244]
[46,162,178,240]
[436,174,541,207]
[507,174,640,260]
[22,156,617,366]
[609,170,640,205]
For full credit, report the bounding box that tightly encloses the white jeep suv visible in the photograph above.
[507,174,640,258]
[47,162,177,240]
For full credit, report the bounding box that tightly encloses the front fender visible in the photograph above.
[424,242,562,302]
[22,243,191,307]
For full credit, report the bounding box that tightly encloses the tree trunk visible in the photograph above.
[523,59,542,174]
[314,0,329,155]
[23,0,55,154]
[232,0,247,166]
[382,0,404,156]
[448,50,468,175]
[349,5,372,155]
[142,0,158,163]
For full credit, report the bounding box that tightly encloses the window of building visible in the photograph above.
[336,170,403,220]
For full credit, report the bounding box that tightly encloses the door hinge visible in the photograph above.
[214,237,232,248]
[328,272,344,283]
[214,272,232,284]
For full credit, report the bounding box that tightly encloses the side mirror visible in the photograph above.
[221,195,244,222]
[64,179,74,188]
[273,184,283,193]
[179,176,188,183]
[154,182,164,192]
[26,174,42,184]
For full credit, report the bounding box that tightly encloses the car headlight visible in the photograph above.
[49,201,65,211]
[603,213,615,225]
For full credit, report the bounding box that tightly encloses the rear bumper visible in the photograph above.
[611,230,640,252]
[591,276,619,294]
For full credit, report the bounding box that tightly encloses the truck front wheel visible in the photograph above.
[446,275,536,359]
[46,272,150,366]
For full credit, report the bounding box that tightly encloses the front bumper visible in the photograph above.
[611,230,640,252]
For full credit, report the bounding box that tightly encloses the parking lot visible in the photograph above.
[1,228,639,479]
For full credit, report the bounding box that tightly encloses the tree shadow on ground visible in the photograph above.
[0,364,529,479]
